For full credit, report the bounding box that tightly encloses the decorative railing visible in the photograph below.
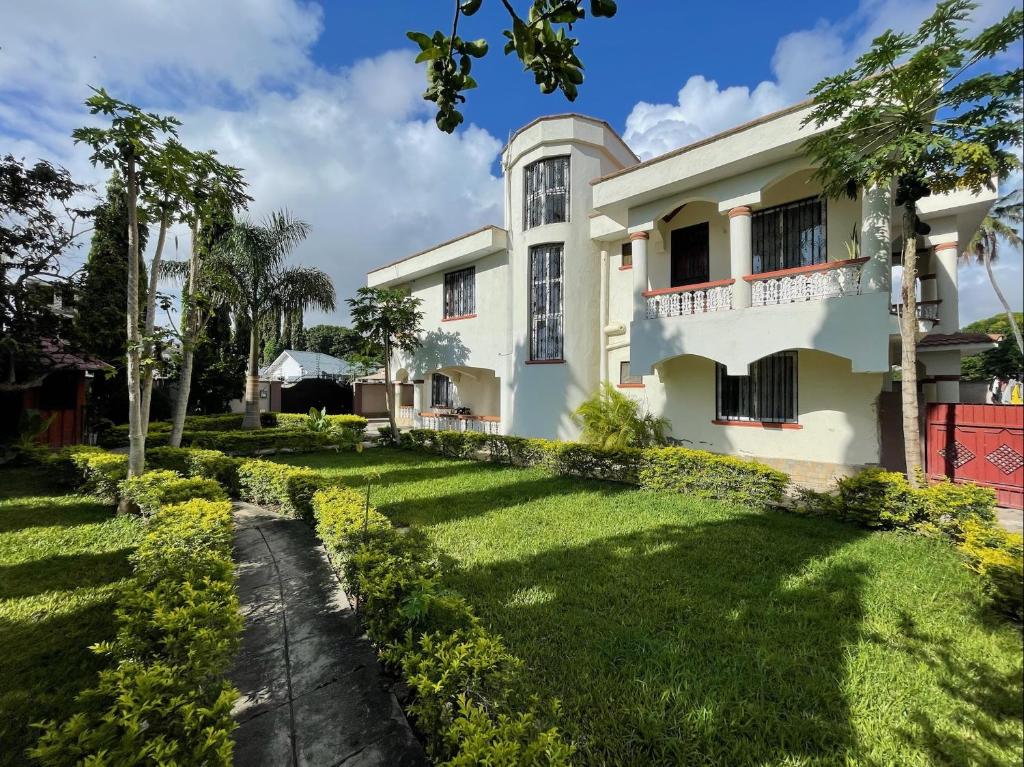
[890,299,941,324]
[418,413,501,434]
[745,257,869,307]
[644,279,734,319]
[397,405,415,425]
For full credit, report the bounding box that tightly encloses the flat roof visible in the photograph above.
[367,224,505,275]
[502,112,640,164]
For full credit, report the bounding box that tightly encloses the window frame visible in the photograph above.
[751,196,827,274]
[524,156,570,230]
[528,243,565,362]
[431,373,455,408]
[620,241,632,269]
[443,266,476,320]
[715,351,798,424]
[619,360,643,386]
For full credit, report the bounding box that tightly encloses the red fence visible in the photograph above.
[926,404,1024,509]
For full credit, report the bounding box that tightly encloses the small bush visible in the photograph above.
[639,447,789,506]
[147,446,242,495]
[918,479,997,539]
[441,697,574,767]
[30,499,241,766]
[959,520,1024,622]
[574,381,669,449]
[238,459,324,520]
[71,449,129,500]
[542,442,643,483]
[190,427,359,455]
[119,470,227,515]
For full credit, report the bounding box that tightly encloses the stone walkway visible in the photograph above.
[229,502,425,767]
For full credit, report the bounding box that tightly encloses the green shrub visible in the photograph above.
[70,449,129,500]
[639,447,789,506]
[238,459,324,520]
[574,381,669,449]
[311,483,572,763]
[267,412,367,433]
[918,479,997,539]
[190,427,359,455]
[541,441,643,483]
[119,470,227,515]
[30,499,241,766]
[147,446,242,495]
[959,520,1023,621]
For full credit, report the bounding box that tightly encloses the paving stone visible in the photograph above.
[229,502,425,766]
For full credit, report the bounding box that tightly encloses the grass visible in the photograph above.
[283,449,1024,767]
[0,467,143,766]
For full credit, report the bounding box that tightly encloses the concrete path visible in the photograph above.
[997,507,1023,534]
[229,502,425,767]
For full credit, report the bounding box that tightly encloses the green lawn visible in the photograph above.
[284,449,1024,767]
[0,467,143,765]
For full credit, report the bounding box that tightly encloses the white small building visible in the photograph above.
[367,106,997,489]
[260,350,351,383]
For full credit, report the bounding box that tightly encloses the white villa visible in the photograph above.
[366,104,997,489]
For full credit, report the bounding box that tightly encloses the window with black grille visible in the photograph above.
[529,243,564,361]
[431,373,455,408]
[752,197,826,273]
[716,351,797,423]
[524,156,570,229]
[443,266,475,319]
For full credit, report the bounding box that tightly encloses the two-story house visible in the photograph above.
[366,103,996,489]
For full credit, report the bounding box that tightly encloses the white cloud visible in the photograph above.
[1,1,504,324]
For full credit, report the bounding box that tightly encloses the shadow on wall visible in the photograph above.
[411,328,470,375]
[507,334,596,440]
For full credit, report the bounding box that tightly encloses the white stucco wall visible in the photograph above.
[637,350,883,467]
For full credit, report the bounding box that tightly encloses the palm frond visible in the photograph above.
[277,266,336,314]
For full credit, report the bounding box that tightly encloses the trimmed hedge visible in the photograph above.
[147,446,243,495]
[238,459,324,521]
[960,520,1024,622]
[401,430,788,506]
[311,487,573,765]
[119,469,227,515]
[30,498,241,766]
[190,427,358,455]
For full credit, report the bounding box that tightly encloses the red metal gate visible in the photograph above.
[926,404,1024,509]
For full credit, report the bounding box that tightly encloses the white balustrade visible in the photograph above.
[397,405,414,425]
[748,258,869,307]
[645,281,734,319]
[417,413,500,434]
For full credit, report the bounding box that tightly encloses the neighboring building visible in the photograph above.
[366,106,997,489]
[260,349,352,383]
[229,350,355,415]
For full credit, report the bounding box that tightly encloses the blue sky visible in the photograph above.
[1,0,1020,326]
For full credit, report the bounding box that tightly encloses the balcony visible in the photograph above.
[644,279,734,319]
[746,257,869,307]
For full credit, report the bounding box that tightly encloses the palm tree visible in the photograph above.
[963,189,1023,356]
[574,382,669,449]
[209,211,335,429]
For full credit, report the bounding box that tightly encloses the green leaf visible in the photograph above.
[406,31,434,50]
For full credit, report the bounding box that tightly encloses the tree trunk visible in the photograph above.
[141,212,169,431]
[384,339,400,445]
[242,318,262,430]
[169,221,201,447]
[900,206,923,487]
[122,154,145,513]
[984,251,1024,357]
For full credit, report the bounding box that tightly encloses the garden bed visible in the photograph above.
[279,449,1024,767]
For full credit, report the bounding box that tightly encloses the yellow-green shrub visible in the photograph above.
[959,520,1023,621]
[70,449,129,500]
[147,446,242,494]
[238,459,323,520]
[119,470,227,515]
[639,447,788,506]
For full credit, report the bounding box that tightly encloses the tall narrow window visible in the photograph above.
[752,197,826,273]
[443,266,475,319]
[431,373,455,408]
[524,156,570,229]
[619,361,642,385]
[529,243,564,361]
[716,351,798,423]
[621,241,632,268]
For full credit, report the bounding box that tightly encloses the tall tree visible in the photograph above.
[188,304,247,415]
[75,175,148,424]
[410,0,618,132]
[0,155,91,388]
[208,211,335,429]
[803,0,1022,484]
[347,287,424,442]
[73,88,181,489]
[962,188,1023,356]
[961,312,1024,381]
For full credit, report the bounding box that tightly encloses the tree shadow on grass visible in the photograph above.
[0,497,115,534]
[441,512,870,766]
[0,548,136,599]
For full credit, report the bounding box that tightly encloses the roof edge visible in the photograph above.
[501,113,640,165]
[367,224,506,275]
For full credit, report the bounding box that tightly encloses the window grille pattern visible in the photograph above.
[524,156,570,229]
[443,266,475,318]
[529,243,564,361]
[752,197,826,273]
[431,374,455,408]
[716,351,797,423]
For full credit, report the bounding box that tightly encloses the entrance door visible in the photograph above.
[671,222,710,287]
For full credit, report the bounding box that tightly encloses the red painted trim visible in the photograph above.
[616,383,645,389]
[526,358,566,365]
[934,241,959,252]
[643,278,734,297]
[442,313,477,322]
[743,257,869,282]
[420,412,500,421]
[618,265,633,271]
[728,206,752,218]
[712,419,803,430]
[629,231,650,241]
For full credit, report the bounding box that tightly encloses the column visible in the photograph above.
[933,241,959,333]
[412,379,424,415]
[859,184,891,293]
[599,248,609,385]
[728,206,752,309]
[630,231,649,322]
